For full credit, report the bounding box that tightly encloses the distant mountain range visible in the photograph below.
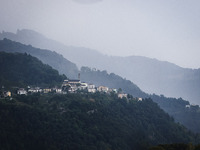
[1,29,199,105]
[0,38,78,79]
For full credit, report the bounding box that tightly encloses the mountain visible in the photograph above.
[80,66,147,98]
[1,30,200,134]
[0,38,79,79]
[0,52,66,88]
[1,29,199,105]
[80,66,200,133]
[0,93,199,150]
[1,51,200,134]
[150,94,200,133]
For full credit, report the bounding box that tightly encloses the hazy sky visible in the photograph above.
[0,0,200,68]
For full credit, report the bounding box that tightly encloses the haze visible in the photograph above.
[0,0,200,68]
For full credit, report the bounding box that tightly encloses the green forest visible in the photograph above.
[150,143,200,150]
[80,66,200,134]
[0,52,66,89]
[151,94,200,133]
[0,93,199,150]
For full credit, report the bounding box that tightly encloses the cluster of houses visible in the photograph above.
[1,79,131,100]
[17,87,61,95]
[61,79,129,99]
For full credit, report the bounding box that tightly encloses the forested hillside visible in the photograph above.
[0,38,78,79]
[1,37,200,134]
[0,93,199,150]
[150,143,200,150]
[151,94,200,133]
[0,52,66,88]
[80,66,200,133]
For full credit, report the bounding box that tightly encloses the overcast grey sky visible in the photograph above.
[0,0,200,68]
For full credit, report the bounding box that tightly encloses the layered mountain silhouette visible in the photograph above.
[1,29,200,105]
[0,39,146,99]
[0,38,78,79]
[1,37,200,133]
[0,52,66,87]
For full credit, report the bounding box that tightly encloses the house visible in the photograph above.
[118,93,128,99]
[88,88,96,93]
[56,88,62,94]
[2,91,12,97]
[17,88,27,95]
[88,84,95,89]
[62,79,81,93]
[88,84,96,93]
[138,98,143,101]
[28,87,42,93]
[43,88,52,93]
[185,105,190,108]
[62,80,70,87]
[97,86,109,93]
[66,85,78,93]
[6,91,11,97]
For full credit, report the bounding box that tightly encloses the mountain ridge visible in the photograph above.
[0,52,66,88]
[1,29,199,105]
[0,38,79,79]
[1,39,200,133]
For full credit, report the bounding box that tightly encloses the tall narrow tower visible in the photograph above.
[78,73,80,81]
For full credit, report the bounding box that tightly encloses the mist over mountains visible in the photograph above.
[1,36,200,134]
[0,39,146,99]
[1,29,199,105]
[0,37,78,79]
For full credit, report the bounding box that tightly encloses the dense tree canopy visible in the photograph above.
[151,94,200,133]
[80,67,200,134]
[0,52,66,88]
[0,93,199,150]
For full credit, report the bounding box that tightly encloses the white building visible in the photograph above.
[97,86,109,93]
[56,89,62,94]
[62,79,81,93]
[17,88,27,95]
[88,84,96,93]
[43,88,52,93]
[138,98,143,101]
[185,105,190,108]
[28,87,42,93]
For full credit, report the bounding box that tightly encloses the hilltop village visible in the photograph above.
[1,79,142,100]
